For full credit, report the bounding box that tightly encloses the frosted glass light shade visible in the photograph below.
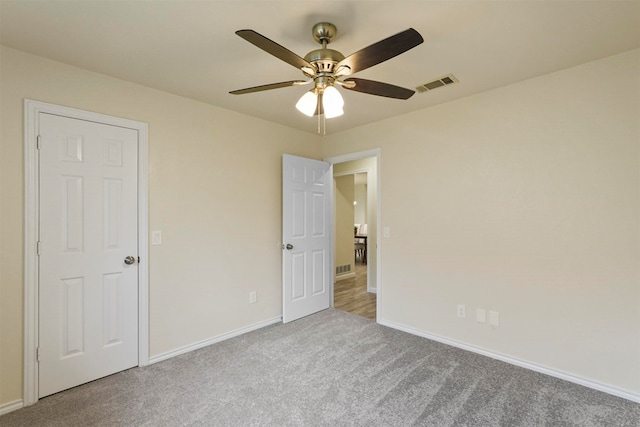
[323,86,344,118]
[296,91,317,117]
[324,106,344,119]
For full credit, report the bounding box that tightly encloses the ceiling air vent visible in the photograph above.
[416,74,459,93]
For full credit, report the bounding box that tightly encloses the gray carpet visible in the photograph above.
[2,309,639,426]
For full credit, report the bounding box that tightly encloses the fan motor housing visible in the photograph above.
[304,48,345,73]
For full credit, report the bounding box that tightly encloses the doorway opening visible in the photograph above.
[326,149,380,321]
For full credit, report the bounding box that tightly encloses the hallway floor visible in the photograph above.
[334,262,376,320]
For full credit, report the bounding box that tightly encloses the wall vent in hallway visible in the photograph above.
[336,264,351,275]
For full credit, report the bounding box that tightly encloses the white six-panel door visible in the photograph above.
[282,155,332,323]
[38,113,139,397]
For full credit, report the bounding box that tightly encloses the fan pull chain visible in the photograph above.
[317,113,326,135]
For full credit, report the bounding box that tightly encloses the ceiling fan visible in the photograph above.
[230,22,424,126]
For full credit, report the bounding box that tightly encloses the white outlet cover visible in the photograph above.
[476,308,486,323]
[489,310,500,326]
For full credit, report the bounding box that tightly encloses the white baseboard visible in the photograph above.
[367,286,377,294]
[335,272,356,281]
[0,399,23,415]
[148,316,282,365]
[378,318,640,404]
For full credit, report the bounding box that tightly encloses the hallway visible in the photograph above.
[334,263,376,320]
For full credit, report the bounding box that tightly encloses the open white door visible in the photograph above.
[282,154,333,323]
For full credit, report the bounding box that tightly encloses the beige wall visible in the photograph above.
[2,44,638,407]
[0,46,322,405]
[323,49,640,395]
[334,176,355,278]
[354,178,367,226]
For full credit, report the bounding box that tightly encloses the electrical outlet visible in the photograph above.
[489,310,500,327]
[249,291,257,304]
[456,304,466,318]
[476,308,486,323]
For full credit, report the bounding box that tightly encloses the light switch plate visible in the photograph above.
[383,226,391,238]
[151,230,162,246]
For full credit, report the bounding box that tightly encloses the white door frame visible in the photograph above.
[23,99,149,406]
[324,148,381,320]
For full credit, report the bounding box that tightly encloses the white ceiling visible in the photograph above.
[1,0,638,135]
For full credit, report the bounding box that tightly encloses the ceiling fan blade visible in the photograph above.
[342,78,416,100]
[336,28,423,75]
[236,30,314,71]
[230,80,308,95]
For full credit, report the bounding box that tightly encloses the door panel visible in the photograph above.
[311,250,326,294]
[38,113,139,397]
[282,155,332,323]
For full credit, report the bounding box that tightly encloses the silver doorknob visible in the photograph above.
[124,256,136,265]
[285,243,293,250]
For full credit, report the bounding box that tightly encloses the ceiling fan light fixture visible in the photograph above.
[231,24,424,128]
[322,85,344,118]
[324,106,344,119]
[296,90,317,116]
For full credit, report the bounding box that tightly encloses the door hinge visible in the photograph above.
[36,347,40,362]
[37,241,41,256]
[36,135,41,150]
